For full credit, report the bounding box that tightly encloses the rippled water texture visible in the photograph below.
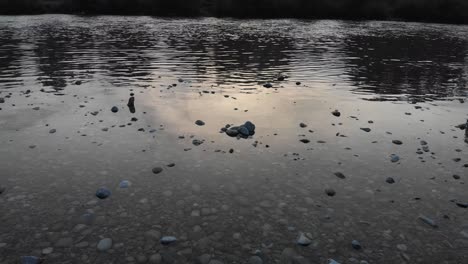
[0,16,467,264]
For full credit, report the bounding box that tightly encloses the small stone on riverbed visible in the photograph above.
[111,106,118,113]
[152,167,163,174]
[95,188,111,199]
[195,120,205,126]
[325,188,336,196]
[300,139,310,144]
[351,240,362,250]
[332,110,341,117]
[296,232,312,246]
[386,177,395,184]
[360,128,371,132]
[160,236,177,245]
[97,238,113,251]
[392,140,403,145]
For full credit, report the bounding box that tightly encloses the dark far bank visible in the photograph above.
[1,0,468,24]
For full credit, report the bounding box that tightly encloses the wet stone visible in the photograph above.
[152,167,163,174]
[49,129,56,134]
[360,128,371,132]
[263,83,273,88]
[111,106,119,113]
[390,154,400,163]
[160,236,177,245]
[351,240,361,250]
[418,215,438,228]
[332,110,341,117]
[453,175,460,180]
[299,123,307,128]
[41,247,53,255]
[97,238,112,251]
[300,139,310,144]
[195,120,205,126]
[386,177,395,184]
[149,253,162,263]
[95,187,111,199]
[55,237,73,247]
[193,139,204,146]
[392,140,403,145]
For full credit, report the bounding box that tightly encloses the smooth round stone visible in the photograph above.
[42,247,53,255]
[119,180,130,188]
[195,120,205,126]
[160,236,177,245]
[390,154,400,163]
[351,240,362,250]
[392,140,403,145]
[248,256,263,264]
[332,110,341,117]
[95,188,111,199]
[152,167,163,174]
[238,126,250,137]
[97,238,112,251]
[111,106,118,113]
[226,127,239,137]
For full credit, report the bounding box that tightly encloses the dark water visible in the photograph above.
[0,16,467,264]
[0,16,467,99]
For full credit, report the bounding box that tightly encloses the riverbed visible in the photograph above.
[0,15,467,264]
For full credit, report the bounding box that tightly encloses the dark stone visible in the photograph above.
[325,188,335,196]
[243,121,256,134]
[334,172,345,179]
[75,80,82,85]
[453,175,460,180]
[0,98,5,103]
[351,240,361,250]
[95,187,111,199]
[238,126,250,137]
[229,148,234,153]
[131,117,138,122]
[160,236,177,245]
[360,128,371,132]
[456,202,468,208]
[386,177,395,184]
[49,129,56,134]
[167,163,175,167]
[111,106,119,113]
[152,167,163,174]
[226,127,239,137]
[299,123,307,128]
[299,139,310,144]
[332,110,340,117]
[390,154,400,162]
[195,120,205,126]
[296,82,301,85]
[392,140,403,145]
[192,139,204,146]
[263,83,273,88]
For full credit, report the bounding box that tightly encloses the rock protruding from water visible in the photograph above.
[127,97,135,108]
[223,121,256,138]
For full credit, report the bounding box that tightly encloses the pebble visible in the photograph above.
[145,230,162,240]
[360,128,371,132]
[160,236,177,245]
[111,106,118,113]
[299,122,307,128]
[334,172,345,179]
[386,177,395,184]
[195,120,205,126]
[418,215,438,228]
[453,175,460,180]
[392,140,403,145]
[49,129,56,134]
[300,139,310,144]
[193,139,204,146]
[263,83,273,88]
[95,187,111,199]
[390,154,400,163]
[351,240,361,250]
[119,180,130,188]
[296,232,312,246]
[20,256,41,264]
[42,247,53,255]
[325,188,336,196]
[332,110,341,117]
[152,167,163,174]
[97,238,113,251]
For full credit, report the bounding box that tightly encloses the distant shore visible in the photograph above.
[1,0,467,24]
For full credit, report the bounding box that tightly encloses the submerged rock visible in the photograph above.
[418,215,438,228]
[160,236,177,245]
[95,188,111,199]
[97,238,113,251]
[20,256,42,264]
[193,139,204,146]
[127,97,135,108]
[300,139,310,144]
[224,121,256,138]
[152,167,163,174]
[296,233,312,246]
[299,122,307,128]
[351,240,361,250]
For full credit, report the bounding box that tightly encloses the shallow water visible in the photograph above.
[0,16,467,264]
